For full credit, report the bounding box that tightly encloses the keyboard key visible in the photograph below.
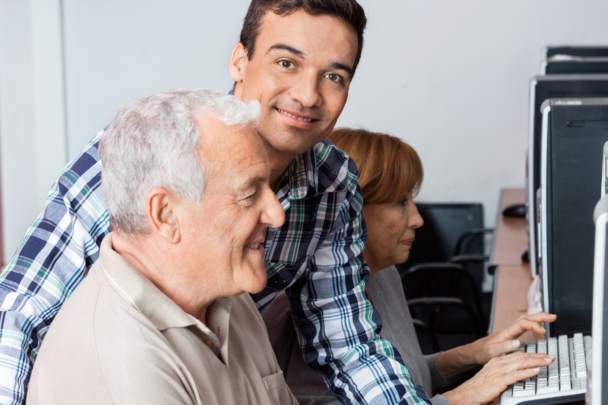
[512,383,527,397]
[537,383,559,394]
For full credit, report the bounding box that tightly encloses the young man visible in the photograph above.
[0,1,430,404]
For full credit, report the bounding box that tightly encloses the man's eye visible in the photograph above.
[243,191,258,205]
[279,60,295,69]
[325,73,342,83]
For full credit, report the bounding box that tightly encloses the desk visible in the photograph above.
[490,189,535,341]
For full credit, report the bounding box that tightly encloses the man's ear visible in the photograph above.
[229,42,249,86]
[146,188,181,244]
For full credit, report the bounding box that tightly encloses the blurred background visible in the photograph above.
[0,0,607,264]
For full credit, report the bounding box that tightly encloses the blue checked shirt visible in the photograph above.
[0,131,430,405]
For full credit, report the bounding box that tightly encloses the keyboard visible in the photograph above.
[500,333,591,405]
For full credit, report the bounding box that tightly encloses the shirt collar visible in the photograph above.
[97,233,231,345]
[276,146,319,202]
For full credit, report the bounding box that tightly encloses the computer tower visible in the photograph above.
[543,57,608,75]
[544,46,608,60]
[527,75,608,279]
[539,98,608,337]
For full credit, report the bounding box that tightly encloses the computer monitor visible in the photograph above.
[527,75,608,279]
[603,142,608,197]
[545,46,608,60]
[539,98,608,336]
[543,57,608,75]
[590,193,608,405]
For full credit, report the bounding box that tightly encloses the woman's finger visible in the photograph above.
[500,352,554,375]
[502,365,542,386]
[503,316,552,338]
[483,339,521,360]
[498,339,523,356]
[524,312,557,323]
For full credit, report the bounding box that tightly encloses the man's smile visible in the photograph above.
[275,107,316,122]
[274,107,321,129]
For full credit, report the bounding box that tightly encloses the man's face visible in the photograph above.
[231,9,359,160]
[179,113,285,296]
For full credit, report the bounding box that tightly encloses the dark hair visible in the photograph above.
[240,0,367,74]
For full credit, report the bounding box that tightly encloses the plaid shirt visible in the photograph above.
[0,131,430,405]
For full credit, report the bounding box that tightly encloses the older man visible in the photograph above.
[0,2,431,405]
[26,89,295,404]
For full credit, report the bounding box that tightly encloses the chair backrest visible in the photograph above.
[402,263,486,337]
[402,263,482,308]
[402,203,486,286]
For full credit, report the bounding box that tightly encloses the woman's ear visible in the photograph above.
[146,188,181,244]
[229,42,249,86]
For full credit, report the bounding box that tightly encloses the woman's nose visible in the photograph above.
[409,203,424,229]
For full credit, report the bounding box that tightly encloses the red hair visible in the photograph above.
[329,128,423,204]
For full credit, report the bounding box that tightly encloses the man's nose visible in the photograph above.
[289,72,322,109]
[261,189,285,229]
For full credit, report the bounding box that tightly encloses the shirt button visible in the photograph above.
[204,340,213,348]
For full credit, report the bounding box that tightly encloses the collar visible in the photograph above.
[275,146,319,205]
[97,234,231,344]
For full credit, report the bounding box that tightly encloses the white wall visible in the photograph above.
[1,0,608,263]
[61,0,250,158]
[0,0,66,263]
[340,0,608,225]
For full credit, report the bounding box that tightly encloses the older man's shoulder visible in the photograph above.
[28,263,114,403]
[29,263,189,404]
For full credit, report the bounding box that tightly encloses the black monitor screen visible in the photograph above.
[529,76,608,275]
[546,46,608,58]
[546,61,608,75]
[545,105,608,336]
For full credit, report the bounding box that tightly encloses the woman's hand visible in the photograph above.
[468,312,556,366]
[435,312,556,383]
[442,351,554,405]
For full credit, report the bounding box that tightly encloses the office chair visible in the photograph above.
[397,203,493,351]
[401,203,493,289]
[402,263,486,353]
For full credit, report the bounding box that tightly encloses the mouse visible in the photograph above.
[521,249,529,263]
[502,203,526,218]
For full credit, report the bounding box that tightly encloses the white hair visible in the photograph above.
[99,89,261,235]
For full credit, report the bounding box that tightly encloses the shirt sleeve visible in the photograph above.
[430,394,451,405]
[0,132,110,405]
[424,354,453,395]
[286,173,432,405]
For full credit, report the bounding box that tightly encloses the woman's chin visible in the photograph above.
[395,252,410,266]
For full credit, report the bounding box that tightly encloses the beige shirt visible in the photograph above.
[27,234,298,405]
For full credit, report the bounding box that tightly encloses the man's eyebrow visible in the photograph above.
[330,62,354,78]
[267,44,305,59]
[240,176,268,191]
[268,43,354,78]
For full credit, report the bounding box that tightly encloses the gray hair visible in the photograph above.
[99,89,261,235]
